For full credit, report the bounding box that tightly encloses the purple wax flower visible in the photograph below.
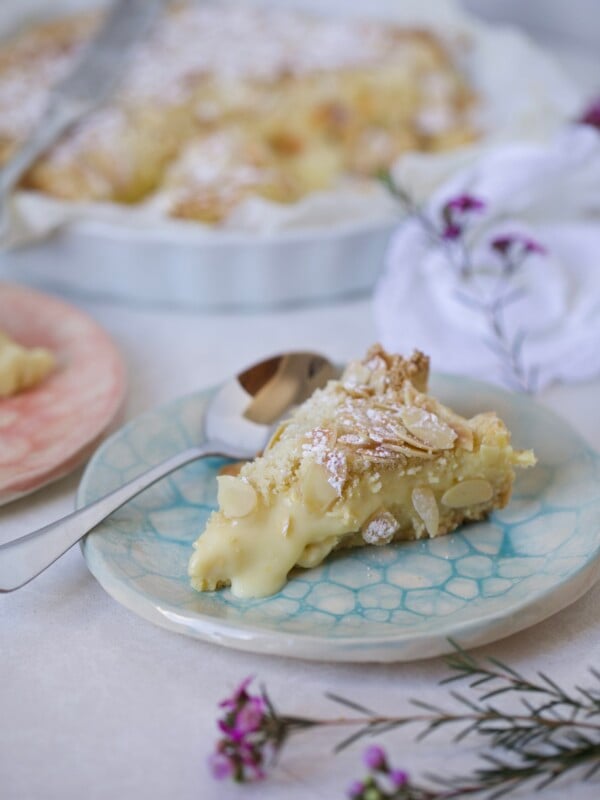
[347,779,365,799]
[579,98,600,130]
[363,744,388,771]
[440,194,486,242]
[217,718,237,738]
[245,761,267,781]
[446,194,486,213]
[212,678,279,784]
[442,222,462,240]
[235,696,267,735]
[219,675,254,709]
[489,235,513,254]
[491,233,546,257]
[238,741,261,767]
[208,752,235,780]
[390,768,409,788]
[522,236,547,255]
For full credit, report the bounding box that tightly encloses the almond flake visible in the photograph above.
[441,479,493,508]
[361,510,399,545]
[218,476,258,518]
[411,486,439,536]
[401,406,457,450]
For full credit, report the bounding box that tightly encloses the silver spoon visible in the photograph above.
[0,352,338,592]
[0,0,162,238]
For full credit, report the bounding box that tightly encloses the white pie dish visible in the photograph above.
[0,215,396,311]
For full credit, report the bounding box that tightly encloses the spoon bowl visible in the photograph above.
[206,352,337,453]
[0,351,337,592]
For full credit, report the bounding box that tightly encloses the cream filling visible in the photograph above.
[189,442,533,599]
[0,331,56,398]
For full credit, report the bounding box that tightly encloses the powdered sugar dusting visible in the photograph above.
[361,511,399,545]
[324,449,348,494]
[124,3,391,93]
[299,350,462,494]
[0,51,79,139]
[0,2,422,142]
[49,108,127,167]
[0,0,468,150]
[303,427,348,494]
[169,133,270,190]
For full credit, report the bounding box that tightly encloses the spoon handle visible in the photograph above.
[0,443,224,592]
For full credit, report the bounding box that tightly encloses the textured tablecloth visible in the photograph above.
[1,295,599,800]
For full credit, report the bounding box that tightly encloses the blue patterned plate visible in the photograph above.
[79,376,600,662]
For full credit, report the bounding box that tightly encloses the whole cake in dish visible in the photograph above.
[189,346,535,598]
[0,2,477,224]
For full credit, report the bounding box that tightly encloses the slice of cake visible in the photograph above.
[189,347,535,598]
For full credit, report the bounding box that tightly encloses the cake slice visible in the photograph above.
[189,347,535,598]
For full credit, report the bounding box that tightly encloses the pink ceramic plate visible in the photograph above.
[0,283,127,504]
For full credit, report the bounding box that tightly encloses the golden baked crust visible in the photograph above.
[0,3,478,221]
[189,346,535,598]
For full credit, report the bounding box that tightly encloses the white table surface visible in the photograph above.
[1,294,600,800]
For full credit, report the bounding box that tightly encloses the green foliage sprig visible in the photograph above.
[210,645,600,798]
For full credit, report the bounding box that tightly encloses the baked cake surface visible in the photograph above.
[0,3,477,221]
[189,346,535,598]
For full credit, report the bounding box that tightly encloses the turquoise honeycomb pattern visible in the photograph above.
[79,376,600,660]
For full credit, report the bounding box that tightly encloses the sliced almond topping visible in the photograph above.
[301,462,338,513]
[435,406,474,451]
[217,476,258,518]
[402,383,473,451]
[343,363,372,387]
[370,370,387,395]
[400,406,457,450]
[441,479,493,508]
[343,386,372,400]
[361,510,399,545]
[411,486,439,537]
[383,442,435,459]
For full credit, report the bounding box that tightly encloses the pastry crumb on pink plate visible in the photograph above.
[0,283,126,504]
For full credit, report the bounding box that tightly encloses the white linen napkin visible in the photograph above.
[374,125,600,391]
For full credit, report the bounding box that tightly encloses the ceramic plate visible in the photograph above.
[79,376,600,662]
[0,283,127,504]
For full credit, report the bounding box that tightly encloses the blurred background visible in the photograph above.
[0,0,598,312]
[2,0,599,69]
[465,0,598,51]
[464,0,600,90]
